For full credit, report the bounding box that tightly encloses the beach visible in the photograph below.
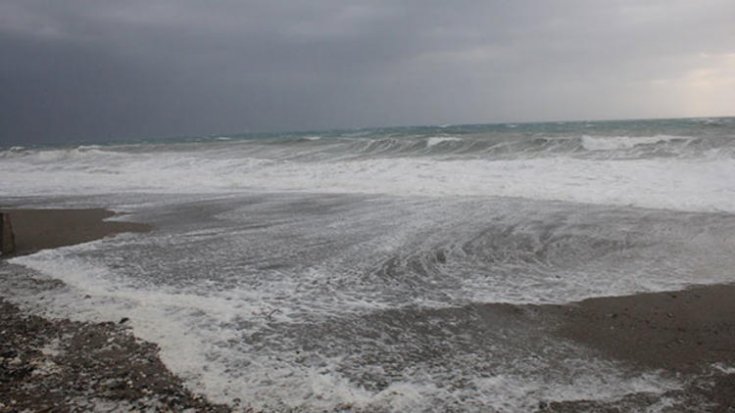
[3,0,735,408]
[1,207,733,411]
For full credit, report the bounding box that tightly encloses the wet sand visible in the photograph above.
[0,208,151,256]
[543,285,735,411]
[551,284,735,373]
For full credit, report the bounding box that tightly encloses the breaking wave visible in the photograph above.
[2,120,735,212]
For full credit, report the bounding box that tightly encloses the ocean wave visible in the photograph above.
[2,120,735,211]
[581,135,694,151]
[426,136,462,147]
[1,143,734,212]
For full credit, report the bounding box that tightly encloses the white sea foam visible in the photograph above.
[8,185,730,410]
[9,189,733,409]
[1,145,734,212]
[8,239,684,411]
[426,136,462,147]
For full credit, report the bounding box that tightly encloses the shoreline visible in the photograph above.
[1,207,733,410]
[0,208,231,411]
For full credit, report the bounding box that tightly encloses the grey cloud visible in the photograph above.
[1,0,734,145]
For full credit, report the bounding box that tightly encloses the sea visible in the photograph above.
[1,117,735,411]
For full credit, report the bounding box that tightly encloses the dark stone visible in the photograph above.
[1,350,18,358]
[119,317,130,324]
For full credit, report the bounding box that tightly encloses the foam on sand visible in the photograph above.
[8,196,734,410]
[5,247,683,411]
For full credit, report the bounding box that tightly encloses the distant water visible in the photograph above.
[2,117,735,411]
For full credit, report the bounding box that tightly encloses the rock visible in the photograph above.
[119,317,130,324]
[0,298,230,411]
[1,349,18,359]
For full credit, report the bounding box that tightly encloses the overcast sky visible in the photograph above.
[1,0,734,144]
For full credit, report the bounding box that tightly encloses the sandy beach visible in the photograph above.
[553,285,735,373]
[1,207,734,411]
[544,286,735,411]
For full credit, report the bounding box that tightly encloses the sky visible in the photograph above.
[1,0,734,145]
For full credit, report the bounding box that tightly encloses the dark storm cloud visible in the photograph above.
[1,0,734,144]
